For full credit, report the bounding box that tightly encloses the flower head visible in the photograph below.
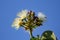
[12,10,28,30]
[12,18,23,30]
[38,12,46,21]
[17,10,28,19]
[12,10,47,30]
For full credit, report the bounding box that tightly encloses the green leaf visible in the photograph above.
[41,30,57,40]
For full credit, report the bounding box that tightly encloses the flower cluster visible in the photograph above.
[12,10,57,40]
[12,10,46,30]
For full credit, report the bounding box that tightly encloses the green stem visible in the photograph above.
[30,28,33,38]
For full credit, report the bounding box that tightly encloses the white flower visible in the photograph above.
[12,18,22,30]
[12,10,28,30]
[38,12,46,21]
[17,10,28,19]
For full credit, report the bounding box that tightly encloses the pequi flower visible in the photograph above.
[12,10,47,38]
[12,10,28,30]
[12,18,23,30]
[17,10,28,19]
[38,12,46,21]
[12,10,47,31]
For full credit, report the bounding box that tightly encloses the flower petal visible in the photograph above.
[17,10,28,19]
[38,12,46,21]
[12,18,22,30]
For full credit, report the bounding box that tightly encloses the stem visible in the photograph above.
[30,28,33,38]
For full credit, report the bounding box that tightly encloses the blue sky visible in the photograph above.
[0,0,60,40]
